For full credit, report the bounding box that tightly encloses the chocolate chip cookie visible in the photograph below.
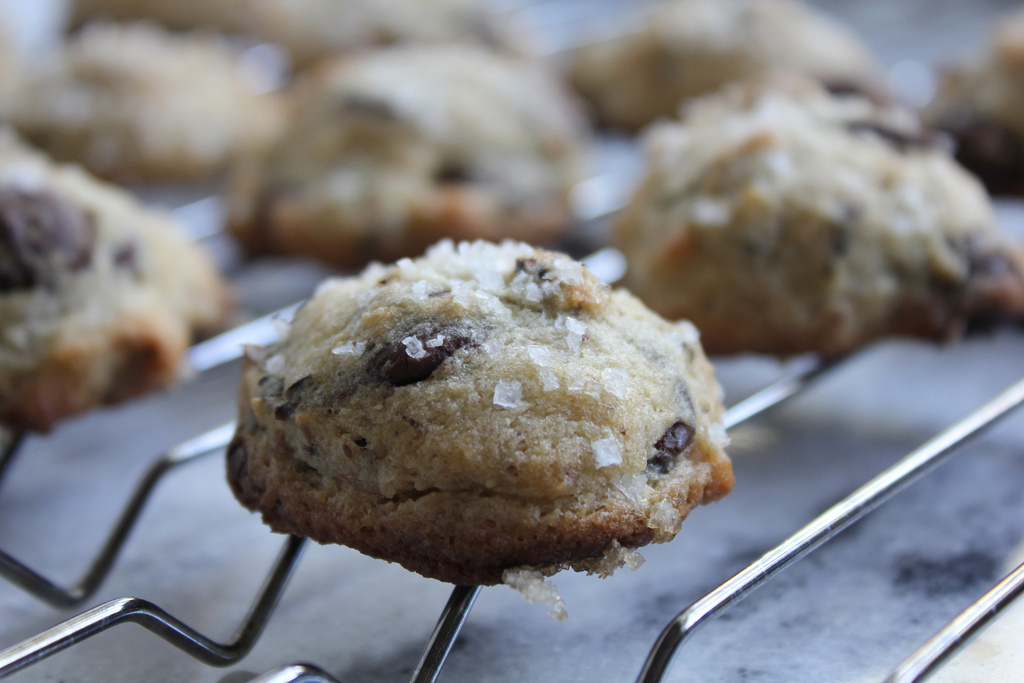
[615,77,1024,357]
[928,9,1024,195]
[0,131,233,431]
[227,240,732,585]
[1,21,284,183]
[71,0,528,67]
[228,45,590,268]
[569,0,885,131]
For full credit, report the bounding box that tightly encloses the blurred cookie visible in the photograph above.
[227,240,732,585]
[928,9,1024,195]
[72,0,528,66]
[228,45,590,268]
[1,22,284,183]
[0,131,232,432]
[615,78,1024,357]
[569,0,885,130]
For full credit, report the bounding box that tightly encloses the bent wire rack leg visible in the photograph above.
[0,534,306,677]
[0,422,237,608]
[885,559,1024,683]
[408,355,840,683]
[635,373,1024,683]
[249,664,343,683]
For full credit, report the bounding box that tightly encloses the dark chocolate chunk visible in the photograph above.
[846,121,934,152]
[227,437,248,482]
[434,162,472,184]
[942,113,1024,195]
[647,421,695,475]
[113,242,141,278]
[0,188,95,291]
[336,94,398,120]
[373,331,472,386]
[274,401,297,420]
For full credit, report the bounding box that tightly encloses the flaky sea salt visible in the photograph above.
[503,569,567,622]
[396,257,415,273]
[411,280,429,300]
[474,269,504,292]
[270,316,291,342]
[527,345,552,366]
[584,381,604,399]
[676,320,700,345]
[331,341,366,356]
[451,280,474,308]
[493,380,523,409]
[402,336,427,359]
[538,367,559,391]
[708,422,731,448]
[551,257,584,286]
[690,199,731,226]
[567,377,587,393]
[592,438,622,468]
[564,317,587,352]
[480,337,503,358]
[265,354,285,375]
[648,499,683,534]
[601,368,631,399]
[425,334,445,348]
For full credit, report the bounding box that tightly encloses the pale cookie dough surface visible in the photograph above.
[928,9,1024,195]
[615,78,1024,358]
[228,45,591,268]
[0,131,233,431]
[71,0,528,66]
[0,21,284,183]
[227,240,732,585]
[568,0,885,131]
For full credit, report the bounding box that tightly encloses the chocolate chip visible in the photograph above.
[941,112,1024,195]
[286,375,313,396]
[0,188,95,291]
[113,242,141,279]
[336,94,398,120]
[647,421,695,475]
[373,332,472,386]
[847,121,934,152]
[274,401,297,420]
[258,375,285,400]
[227,437,248,482]
[434,162,472,184]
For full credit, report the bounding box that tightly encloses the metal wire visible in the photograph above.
[406,354,835,683]
[635,373,1024,683]
[0,534,306,677]
[885,559,1024,683]
[0,423,236,608]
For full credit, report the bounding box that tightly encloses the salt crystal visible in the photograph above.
[451,280,474,308]
[527,345,552,366]
[480,337,503,357]
[613,474,647,505]
[676,320,700,345]
[525,282,544,302]
[552,257,584,285]
[585,381,604,398]
[690,199,730,226]
[270,316,291,342]
[592,438,622,468]
[475,269,504,292]
[601,368,631,399]
[411,280,428,300]
[265,354,285,374]
[510,271,532,298]
[357,288,377,307]
[331,341,366,356]
[564,317,587,352]
[402,336,427,359]
[554,314,566,330]
[397,257,415,272]
[425,334,445,348]
[708,422,731,448]
[503,569,567,622]
[493,380,523,408]
[567,377,587,392]
[648,499,682,533]
[538,367,559,391]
